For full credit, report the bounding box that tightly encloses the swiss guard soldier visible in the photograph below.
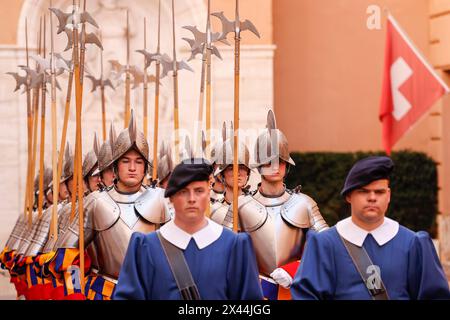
[210,138,252,230]
[291,156,450,300]
[1,170,44,267]
[79,111,171,299]
[49,135,101,300]
[22,164,69,300]
[1,172,44,299]
[15,166,53,260]
[36,144,76,300]
[238,110,328,300]
[113,158,263,300]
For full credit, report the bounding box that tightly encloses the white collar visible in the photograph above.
[159,218,223,250]
[336,216,399,247]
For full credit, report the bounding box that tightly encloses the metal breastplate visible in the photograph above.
[164,198,175,219]
[238,190,318,276]
[25,203,63,257]
[87,242,99,270]
[16,211,39,256]
[93,186,162,279]
[134,187,172,224]
[42,200,71,253]
[55,192,98,250]
[210,189,224,203]
[5,214,27,251]
[210,200,234,230]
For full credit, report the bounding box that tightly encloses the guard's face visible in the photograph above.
[346,179,391,227]
[117,149,146,187]
[45,190,53,205]
[59,182,69,201]
[88,174,101,192]
[261,159,286,182]
[170,180,210,223]
[223,164,249,189]
[67,177,75,195]
[101,167,115,187]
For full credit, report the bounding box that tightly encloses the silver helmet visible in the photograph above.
[254,109,295,168]
[82,133,100,178]
[112,109,150,164]
[43,166,53,193]
[179,135,194,161]
[92,122,116,176]
[34,166,53,195]
[214,138,251,176]
[210,121,233,164]
[60,142,74,183]
[157,140,174,183]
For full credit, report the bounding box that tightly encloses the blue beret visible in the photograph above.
[341,156,394,197]
[164,158,213,198]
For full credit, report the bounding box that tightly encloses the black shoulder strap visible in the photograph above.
[156,231,201,300]
[338,234,389,300]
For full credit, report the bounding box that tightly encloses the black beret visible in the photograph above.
[164,158,213,198]
[341,156,394,197]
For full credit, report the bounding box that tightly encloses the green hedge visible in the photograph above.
[285,150,438,237]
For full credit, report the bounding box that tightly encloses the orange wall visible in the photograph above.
[273,0,437,153]
[0,0,23,44]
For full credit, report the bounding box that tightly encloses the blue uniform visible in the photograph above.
[291,224,450,300]
[113,227,263,300]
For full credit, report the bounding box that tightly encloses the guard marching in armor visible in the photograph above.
[80,111,171,299]
[238,110,329,300]
[49,134,102,300]
[210,138,252,230]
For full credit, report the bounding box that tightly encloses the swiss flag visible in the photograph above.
[379,15,449,155]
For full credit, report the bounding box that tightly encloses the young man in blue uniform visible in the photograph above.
[113,158,263,300]
[291,156,450,300]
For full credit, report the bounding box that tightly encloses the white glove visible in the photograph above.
[270,267,293,289]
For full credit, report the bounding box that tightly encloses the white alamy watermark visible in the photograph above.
[366,5,382,30]
[366,265,382,291]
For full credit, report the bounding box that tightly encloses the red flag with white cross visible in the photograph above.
[379,14,449,155]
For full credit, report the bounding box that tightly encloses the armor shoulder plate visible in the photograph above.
[210,201,229,226]
[92,190,120,231]
[135,187,171,224]
[281,193,317,228]
[84,190,99,228]
[238,195,268,232]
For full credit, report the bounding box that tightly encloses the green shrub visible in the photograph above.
[285,150,438,237]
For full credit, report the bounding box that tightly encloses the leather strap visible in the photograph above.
[339,234,389,300]
[157,231,201,300]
